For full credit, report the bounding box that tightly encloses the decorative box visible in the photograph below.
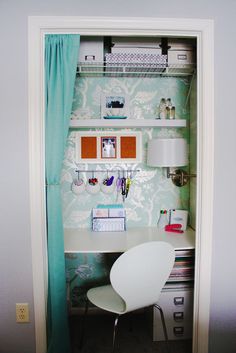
[92,217,126,232]
[111,36,161,55]
[111,47,162,55]
[105,53,167,66]
[168,39,195,65]
[78,36,104,63]
[105,53,167,74]
[92,208,109,218]
[169,209,188,230]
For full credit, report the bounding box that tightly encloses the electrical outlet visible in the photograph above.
[16,303,29,323]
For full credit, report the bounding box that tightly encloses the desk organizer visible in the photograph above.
[92,217,126,232]
[92,205,126,231]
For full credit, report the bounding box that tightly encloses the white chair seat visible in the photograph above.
[83,241,175,353]
[87,284,126,314]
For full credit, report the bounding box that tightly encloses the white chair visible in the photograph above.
[82,241,175,352]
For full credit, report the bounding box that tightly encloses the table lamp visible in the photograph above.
[147,138,192,187]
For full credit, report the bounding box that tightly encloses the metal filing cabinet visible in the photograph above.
[153,288,193,341]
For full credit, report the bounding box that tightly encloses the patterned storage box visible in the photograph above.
[92,217,126,232]
[105,53,167,65]
[105,53,167,73]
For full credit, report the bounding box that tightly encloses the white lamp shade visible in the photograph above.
[147,138,188,167]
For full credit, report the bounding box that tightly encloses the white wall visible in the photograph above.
[0,1,236,353]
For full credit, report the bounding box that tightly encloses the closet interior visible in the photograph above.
[63,34,197,349]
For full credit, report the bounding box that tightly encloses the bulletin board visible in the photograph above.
[75,131,142,163]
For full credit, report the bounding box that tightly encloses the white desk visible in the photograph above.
[64,227,195,253]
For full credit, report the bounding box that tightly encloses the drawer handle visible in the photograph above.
[174,297,184,306]
[85,55,96,61]
[173,326,184,336]
[173,312,184,321]
[177,54,187,60]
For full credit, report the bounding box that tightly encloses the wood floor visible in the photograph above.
[69,311,192,353]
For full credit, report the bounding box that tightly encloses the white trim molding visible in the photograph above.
[28,16,214,353]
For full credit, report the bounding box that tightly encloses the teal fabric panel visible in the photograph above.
[66,253,120,308]
[45,34,80,353]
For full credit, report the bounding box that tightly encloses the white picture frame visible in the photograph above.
[101,92,129,119]
[75,131,141,163]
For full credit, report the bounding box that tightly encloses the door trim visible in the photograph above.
[28,16,214,353]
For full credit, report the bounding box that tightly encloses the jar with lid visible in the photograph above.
[157,209,169,229]
[158,98,167,119]
[166,98,172,119]
[169,106,175,119]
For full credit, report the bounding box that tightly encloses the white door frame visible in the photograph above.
[28,16,214,353]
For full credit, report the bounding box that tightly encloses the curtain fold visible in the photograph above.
[45,34,80,353]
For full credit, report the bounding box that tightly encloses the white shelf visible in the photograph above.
[77,62,195,77]
[70,119,186,128]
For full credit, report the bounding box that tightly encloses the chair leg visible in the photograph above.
[154,304,170,353]
[112,314,120,353]
[79,297,89,350]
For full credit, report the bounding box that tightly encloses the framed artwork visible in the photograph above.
[101,93,129,119]
[101,136,117,159]
[75,131,142,163]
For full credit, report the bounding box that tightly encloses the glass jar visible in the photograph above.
[158,98,167,119]
[169,106,175,119]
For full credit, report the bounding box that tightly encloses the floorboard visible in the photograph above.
[69,311,192,353]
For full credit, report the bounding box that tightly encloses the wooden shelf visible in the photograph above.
[70,119,186,129]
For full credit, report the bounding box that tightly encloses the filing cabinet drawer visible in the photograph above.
[153,288,193,341]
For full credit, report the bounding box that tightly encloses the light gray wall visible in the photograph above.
[1,1,236,353]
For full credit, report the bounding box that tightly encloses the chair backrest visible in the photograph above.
[110,241,175,313]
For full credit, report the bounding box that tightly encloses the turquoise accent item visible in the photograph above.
[45,34,80,353]
[103,116,128,119]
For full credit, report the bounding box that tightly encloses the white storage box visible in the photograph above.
[111,36,161,55]
[169,209,188,230]
[79,36,104,63]
[168,39,195,65]
[109,208,126,218]
[111,36,161,47]
[111,47,161,55]
[92,207,125,218]
[92,208,109,218]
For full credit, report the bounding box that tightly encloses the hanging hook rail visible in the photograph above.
[75,169,141,174]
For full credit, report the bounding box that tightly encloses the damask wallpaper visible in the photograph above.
[62,75,193,308]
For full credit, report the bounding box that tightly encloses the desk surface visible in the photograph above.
[64,227,195,253]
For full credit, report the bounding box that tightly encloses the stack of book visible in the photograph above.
[163,249,195,291]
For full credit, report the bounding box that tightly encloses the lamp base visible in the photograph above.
[170,169,189,187]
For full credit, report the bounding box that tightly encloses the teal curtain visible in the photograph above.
[45,34,80,353]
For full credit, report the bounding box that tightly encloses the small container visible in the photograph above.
[71,179,85,195]
[86,182,100,194]
[169,106,175,120]
[166,98,172,108]
[157,210,169,229]
[166,106,170,119]
[158,98,167,119]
